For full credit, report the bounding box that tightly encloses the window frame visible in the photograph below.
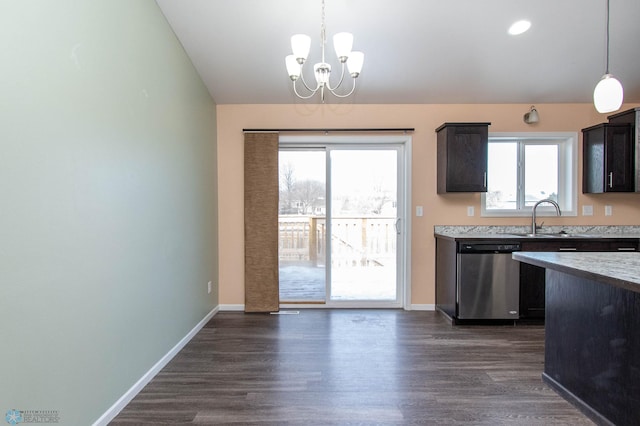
[481,132,578,217]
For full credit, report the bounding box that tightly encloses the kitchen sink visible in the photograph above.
[505,232,601,238]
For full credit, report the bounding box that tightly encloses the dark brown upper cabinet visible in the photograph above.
[608,107,640,193]
[582,123,634,193]
[436,122,491,193]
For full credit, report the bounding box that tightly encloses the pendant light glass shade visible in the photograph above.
[594,74,624,113]
[593,0,623,113]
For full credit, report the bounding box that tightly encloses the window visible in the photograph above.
[481,133,577,217]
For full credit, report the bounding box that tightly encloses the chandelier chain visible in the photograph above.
[320,0,326,62]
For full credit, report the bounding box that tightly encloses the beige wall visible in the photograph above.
[217,103,640,307]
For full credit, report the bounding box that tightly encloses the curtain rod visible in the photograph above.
[243,128,414,133]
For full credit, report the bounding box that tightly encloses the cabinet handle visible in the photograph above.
[617,247,636,251]
[608,172,613,188]
[483,172,487,188]
[559,247,577,251]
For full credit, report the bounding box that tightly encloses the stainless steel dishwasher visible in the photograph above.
[457,242,521,320]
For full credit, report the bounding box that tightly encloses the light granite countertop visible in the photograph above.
[434,225,640,241]
[513,252,640,293]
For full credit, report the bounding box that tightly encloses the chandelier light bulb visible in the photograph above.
[291,34,311,64]
[333,32,353,62]
[347,51,364,77]
[285,55,301,80]
[593,74,624,113]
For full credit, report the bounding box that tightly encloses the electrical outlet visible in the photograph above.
[207,281,212,294]
[467,206,475,217]
[605,205,612,216]
[582,205,593,216]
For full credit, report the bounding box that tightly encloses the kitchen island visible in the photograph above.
[513,252,640,426]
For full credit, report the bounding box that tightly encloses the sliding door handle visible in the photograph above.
[395,218,402,235]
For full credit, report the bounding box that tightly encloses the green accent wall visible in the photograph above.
[0,1,218,424]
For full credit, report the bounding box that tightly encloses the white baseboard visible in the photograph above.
[410,304,436,311]
[219,304,245,311]
[92,306,219,426]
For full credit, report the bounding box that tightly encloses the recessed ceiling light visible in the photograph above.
[508,20,531,35]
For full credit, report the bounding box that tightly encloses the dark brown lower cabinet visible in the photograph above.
[519,263,546,319]
[519,239,639,321]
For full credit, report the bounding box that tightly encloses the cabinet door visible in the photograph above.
[582,123,634,193]
[583,126,605,193]
[437,124,489,193]
[435,238,457,318]
[519,263,545,319]
[606,125,634,191]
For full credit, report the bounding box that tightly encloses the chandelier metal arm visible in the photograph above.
[298,66,320,94]
[324,62,346,92]
[327,77,357,98]
[292,80,320,100]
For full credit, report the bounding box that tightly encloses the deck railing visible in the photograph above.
[278,216,396,267]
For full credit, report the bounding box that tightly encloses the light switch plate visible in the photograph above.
[467,206,475,216]
[416,206,423,217]
[605,205,612,216]
[582,205,593,216]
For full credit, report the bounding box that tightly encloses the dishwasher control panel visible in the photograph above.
[458,242,521,253]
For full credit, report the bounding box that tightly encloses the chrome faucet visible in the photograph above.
[532,199,561,235]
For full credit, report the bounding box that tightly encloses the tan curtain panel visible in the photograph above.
[244,132,279,313]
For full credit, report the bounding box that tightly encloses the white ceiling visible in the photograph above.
[155,0,639,105]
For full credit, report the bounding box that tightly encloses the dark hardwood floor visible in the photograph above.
[111,310,593,425]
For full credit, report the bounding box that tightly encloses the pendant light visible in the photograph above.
[593,0,623,113]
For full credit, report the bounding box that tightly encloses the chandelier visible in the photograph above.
[593,0,623,113]
[285,0,364,102]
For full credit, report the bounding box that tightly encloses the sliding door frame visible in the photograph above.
[279,134,412,309]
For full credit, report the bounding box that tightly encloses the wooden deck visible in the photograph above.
[279,262,397,302]
[279,261,325,301]
[279,216,397,302]
[111,310,593,425]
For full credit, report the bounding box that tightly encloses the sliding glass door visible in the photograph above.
[278,137,407,308]
[278,150,327,303]
[329,149,398,301]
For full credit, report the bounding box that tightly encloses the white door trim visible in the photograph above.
[279,134,412,309]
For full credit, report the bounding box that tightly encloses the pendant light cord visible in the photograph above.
[604,0,610,74]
